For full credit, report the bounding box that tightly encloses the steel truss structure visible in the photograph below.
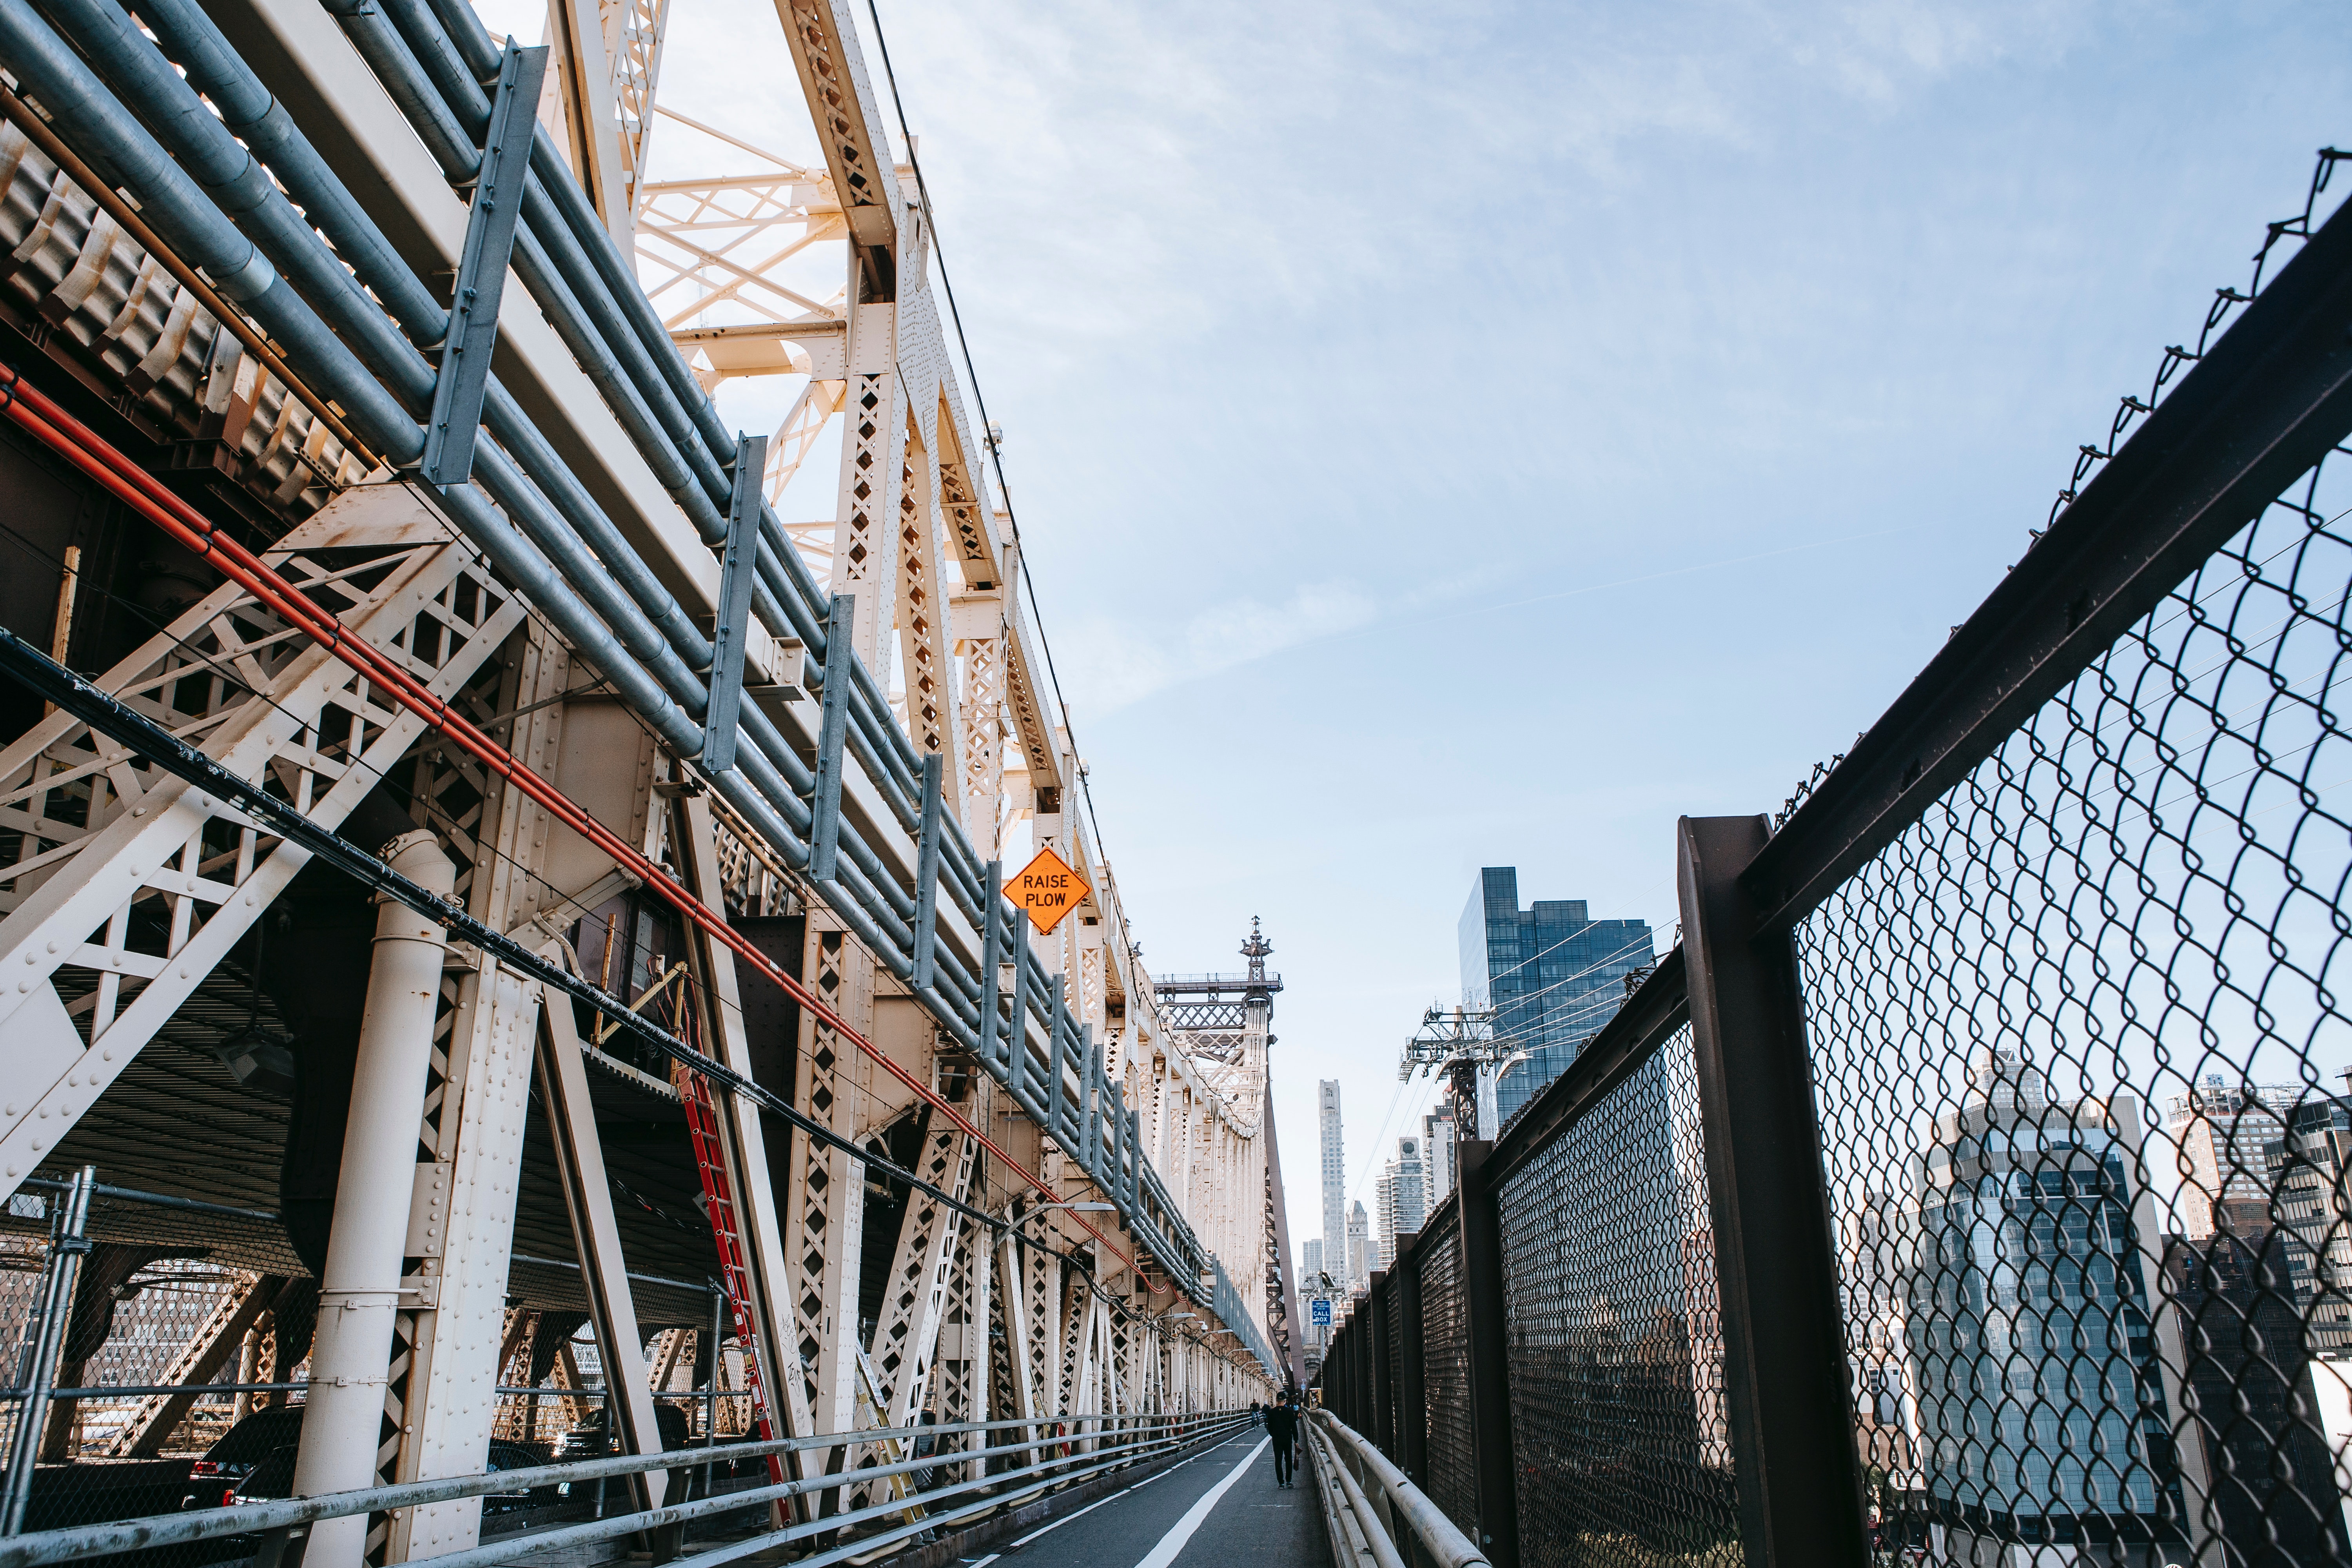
[0,0,1292,1558]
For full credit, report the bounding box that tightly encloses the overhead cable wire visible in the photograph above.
[0,364,1151,1275]
[0,615,1059,1249]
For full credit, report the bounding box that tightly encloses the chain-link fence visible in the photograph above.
[1797,166,2352,1564]
[1416,1211,1475,1534]
[1317,147,2352,1568]
[1495,1024,1738,1568]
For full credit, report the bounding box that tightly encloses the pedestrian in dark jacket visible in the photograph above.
[1264,1397,1301,1488]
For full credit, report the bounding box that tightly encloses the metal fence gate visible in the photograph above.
[1317,147,2352,1568]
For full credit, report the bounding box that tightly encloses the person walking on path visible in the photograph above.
[1265,1395,1301,1488]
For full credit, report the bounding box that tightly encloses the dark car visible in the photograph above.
[227,1441,555,1514]
[183,1406,305,1509]
[552,1401,690,1460]
[188,1407,555,1514]
[552,1403,695,1501]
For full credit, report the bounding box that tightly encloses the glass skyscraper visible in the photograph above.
[1459,867,1655,1129]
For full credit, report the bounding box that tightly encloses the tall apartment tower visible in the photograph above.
[1460,867,1656,1129]
[1318,1080,1346,1280]
[1347,1201,1370,1290]
[1420,1110,1455,1205]
[1374,1135,1428,1269]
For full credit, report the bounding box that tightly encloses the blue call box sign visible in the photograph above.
[1310,1299,1333,1328]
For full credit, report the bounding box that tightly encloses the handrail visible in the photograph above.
[0,1410,1257,1568]
[1306,1410,1487,1568]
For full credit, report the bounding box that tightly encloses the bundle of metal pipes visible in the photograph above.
[0,0,1225,1299]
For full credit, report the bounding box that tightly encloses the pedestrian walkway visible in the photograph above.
[963,1430,1330,1568]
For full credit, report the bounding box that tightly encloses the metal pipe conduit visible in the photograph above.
[36,0,436,396]
[0,0,419,454]
[315,0,821,682]
[359,0,842,728]
[103,0,724,680]
[23,0,718,743]
[9,0,1230,1296]
[383,0,849,678]
[132,0,450,340]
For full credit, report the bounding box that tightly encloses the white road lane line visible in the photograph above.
[1007,1438,1240,1548]
[1127,1438,1270,1568]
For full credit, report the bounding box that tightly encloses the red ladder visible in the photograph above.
[671,998,787,1488]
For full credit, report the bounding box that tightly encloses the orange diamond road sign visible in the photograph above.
[1011,846,1090,936]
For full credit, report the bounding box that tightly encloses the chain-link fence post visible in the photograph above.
[1,1165,94,1535]
[1455,1138,1518,1568]
[1367,1270,1394,1458]
[1392,1234,1426,1490]
[1678,815,1866,1567]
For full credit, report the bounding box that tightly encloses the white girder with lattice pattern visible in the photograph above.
[864,1104,978,1428]
[786,916,869,1481]
[0,487,518,1194]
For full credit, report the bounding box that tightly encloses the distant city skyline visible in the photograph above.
[610,0,2350,1260]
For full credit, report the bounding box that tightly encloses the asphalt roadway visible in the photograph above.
[960,1427,1331,1568]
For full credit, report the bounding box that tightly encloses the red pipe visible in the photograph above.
[0,366,1145,1272]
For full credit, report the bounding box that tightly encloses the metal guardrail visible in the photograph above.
[1305,1409,1485,1568]
[0,1410,1257,1568]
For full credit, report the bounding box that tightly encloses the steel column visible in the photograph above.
[535,988,670,1518]
[1368,1270,1394,1459]
[1677,815,1867,1568]
[292,833,455,1568]
[1455,1139,1518,1568]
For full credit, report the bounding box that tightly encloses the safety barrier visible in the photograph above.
[1319,147,2352,1567]
[0,1409,1258,1568]
[1304,1408,1485,1568]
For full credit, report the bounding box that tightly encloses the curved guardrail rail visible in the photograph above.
[0,1411,1258,1568]
[1303,1409,1486,1568]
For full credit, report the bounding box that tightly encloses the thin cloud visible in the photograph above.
[1057,581,1379,714]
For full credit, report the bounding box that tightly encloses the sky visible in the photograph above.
[478,0,2350,1267]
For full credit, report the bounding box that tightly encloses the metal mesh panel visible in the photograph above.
[1384,1275,1403,1448]
[1496,1024,1739,1567]
[1419,1213,1476,1533]
[1795,174,2352,1563]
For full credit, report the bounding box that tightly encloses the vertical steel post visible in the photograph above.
[417,43,548,486]
[1006,911,1031,1106]
[1367,1270,1394,1457]
[700,431,769,774]
[1677,815,1867,1568]
[1080,1027,1101,1185]
[704,1283,724,1497]
[1394,1232,1427,1489]
[0,1166,93,1535]
[976,862,1002,1070]
[1047,978,1068,1143]
[909,752,945,992]
[807,595,855,882]
[1455,1138,1519,1568]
